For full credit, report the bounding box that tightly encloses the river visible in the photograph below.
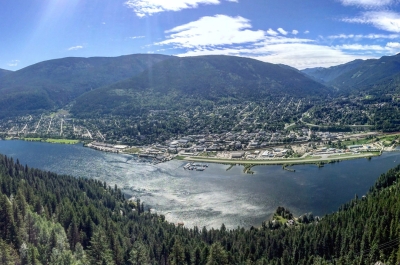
[0,140,399,229]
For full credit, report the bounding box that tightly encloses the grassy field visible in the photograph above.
[124,147,142,154]
[342,133,399,147]
[23,138,80,144]
[342,138,373,146]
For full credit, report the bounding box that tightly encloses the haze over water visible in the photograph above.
[0,140,399,229]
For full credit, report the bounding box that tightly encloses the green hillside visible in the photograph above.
[2,153,400,264]
[71,55,329,117]
[0,54,170,117]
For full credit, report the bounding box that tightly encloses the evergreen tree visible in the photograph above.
[206,242,228,265]
[128,241,150,265]
[87,228,115,265]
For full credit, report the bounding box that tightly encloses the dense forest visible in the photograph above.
[1,154,400,264]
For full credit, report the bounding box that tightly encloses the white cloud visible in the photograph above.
[277,28,288,35]
[130,36,145,39]
[252,44,372,69]
[334,44,386,51]
[333,42,400,54]
[343,11,400,32]
[292,30,299,35]
[154,14,399,69]
[177,42,370,69]
[304,30,310,34]
[267,29,279,36]
[68,45,83,51]
[339,0,394,8]
[125,0,231,17]
[387,42,400,48]
[156,15,265,48]
[8,60,20,67]
[328,33,400,39]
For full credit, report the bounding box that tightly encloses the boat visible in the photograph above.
[183,163,192,169]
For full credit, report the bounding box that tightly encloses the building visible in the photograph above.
[231,152,245,159]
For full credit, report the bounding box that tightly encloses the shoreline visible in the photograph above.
[3,138,391,167]
[14,137,81,145]
[183,152,380,166]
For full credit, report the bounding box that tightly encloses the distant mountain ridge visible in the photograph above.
[301,59,364,84]
[0,68,12,78]
[302,54,400,95]
[327,54,400,92]
[71,55,329,117]
[0,54,170,116]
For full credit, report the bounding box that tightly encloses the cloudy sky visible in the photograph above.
[3,0,400,70]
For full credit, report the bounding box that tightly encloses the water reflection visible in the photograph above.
[0,140,398,229]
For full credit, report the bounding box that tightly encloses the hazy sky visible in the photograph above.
[3,0,400,70]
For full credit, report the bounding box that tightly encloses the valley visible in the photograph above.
[1,54,400,152]
[5,0,400,263]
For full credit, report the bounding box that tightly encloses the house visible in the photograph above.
[248,141,259,148]
[235,141,242,149]
[261,151,270,157]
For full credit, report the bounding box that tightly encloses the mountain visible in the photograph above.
[301,59,364,84]
[326,54,400,91]
[0,68,12,78]
[302,54,400,96]
[0,54,170,116]
[71,55,329,117]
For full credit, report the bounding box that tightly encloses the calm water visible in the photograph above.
[0,140,399,229]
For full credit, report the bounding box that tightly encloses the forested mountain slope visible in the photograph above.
[71,55,329,117]
[1,153,400,264]
[0,54,170,117]
[302,59,364,84]
[327,54,400,92]
[0,68,12,78]
[303,54,400,96]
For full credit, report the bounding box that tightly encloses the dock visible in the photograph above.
[183,163,208,171]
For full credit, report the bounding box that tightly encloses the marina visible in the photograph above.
[183,162,208,171]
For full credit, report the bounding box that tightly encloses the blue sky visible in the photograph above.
[3,0,400,70]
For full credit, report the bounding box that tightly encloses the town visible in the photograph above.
[0,95,398,165]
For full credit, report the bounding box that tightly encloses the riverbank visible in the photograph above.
[184,151,380,166]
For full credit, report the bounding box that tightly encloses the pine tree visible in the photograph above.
[128,241,150,265]
[0,240,15,265]
[87,228,115,265]
[169,238,186,265]
[206,242,228,265]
